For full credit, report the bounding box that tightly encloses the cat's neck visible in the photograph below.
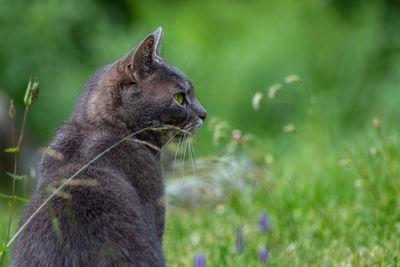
[71,117,166,152]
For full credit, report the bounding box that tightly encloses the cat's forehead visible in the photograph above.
[148,78,190,97]
[171,74,193,91]
[157,62,193,91]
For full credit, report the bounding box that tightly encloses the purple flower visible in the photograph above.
[258,212,270,232]
[193,252,205,267]
[235,227,244,252]
[258,247,269,264]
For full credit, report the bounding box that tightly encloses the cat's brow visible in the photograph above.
[176,82,190,92]
[178,80,192,92]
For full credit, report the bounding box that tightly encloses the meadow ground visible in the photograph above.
[163,126,400,266]
[1,1,399,265]
[1,81,399,266]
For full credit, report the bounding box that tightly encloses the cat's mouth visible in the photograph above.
[167,119,203,141]
[185,119,204,134]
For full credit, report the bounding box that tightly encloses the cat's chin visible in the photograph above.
[192,118,204,132]
[159,129,190,144]
[159,119,204,144]
[183,118,204,135]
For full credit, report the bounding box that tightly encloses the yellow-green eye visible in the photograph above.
[174,93,184,104]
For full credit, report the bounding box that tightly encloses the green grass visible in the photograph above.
[163,125,400,266]
[0,202,20,266]
[1,112,399,266]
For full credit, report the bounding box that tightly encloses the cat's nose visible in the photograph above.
[199,112,207,121]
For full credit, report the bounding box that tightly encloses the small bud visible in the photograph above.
[24,78,40,106]
[231,129,242,141]
[235,227,244,252]
[252,92,264,110]
[9,99,15,118]
[258,212,270,232]
[212,121,229,146]
[214,204,226,214]
[284,74,300,84]
[267,83,282,99]
[339,158,351,167]
[193,253,205,267]
[282,123,295,133]
[355,179,362,188]
[242,133,254,143]
[190,232,201,245]
[372,117,380,129]
[264,154,274,165]
[370,147,378,156]
[258,247,269,264]
[208,117,218,129]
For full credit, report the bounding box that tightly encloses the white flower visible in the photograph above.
[339,158,351,167]
[284,74,300,84]
[252,92,264,110]
[282,123,295,133]
[372,117,380,129]
[267,83,282,99]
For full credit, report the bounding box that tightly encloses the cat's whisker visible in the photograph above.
[188,139,196,176]
[173,135,183,177]
[181,139,188,177]
[192,139,198,158]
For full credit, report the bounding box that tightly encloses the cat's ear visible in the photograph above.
[125,27,163,82]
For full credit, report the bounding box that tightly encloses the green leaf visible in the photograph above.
[0,244,7,252]
[4,147,19,153]
[0,193,28,203]
[24,79,32,105]
[6,172,26,180]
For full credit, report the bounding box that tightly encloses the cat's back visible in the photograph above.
[11,122,164,267]
[12,181,163,267]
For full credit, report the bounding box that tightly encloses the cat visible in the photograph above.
[11,27,206,267]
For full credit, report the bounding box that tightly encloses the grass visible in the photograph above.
[161,78,399,266]
[0,202,19,266]
[163,125,400,266]
[1,79,399,266]
[1,124,399,266]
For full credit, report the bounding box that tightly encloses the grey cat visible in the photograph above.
[11,27,206,267]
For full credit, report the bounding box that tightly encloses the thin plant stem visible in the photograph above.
[297,81,380,201]
[153,131,179,159]
[17,106,30,149]
[4,105,30,246]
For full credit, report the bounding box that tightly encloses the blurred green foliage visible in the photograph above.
[1,1,400,265]
[1,0,399,151]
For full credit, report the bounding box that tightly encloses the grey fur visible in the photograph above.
[11,27,206,267]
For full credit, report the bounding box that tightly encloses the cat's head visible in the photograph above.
[78,27,206,141]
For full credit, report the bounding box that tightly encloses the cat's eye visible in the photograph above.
[174,93,185,105]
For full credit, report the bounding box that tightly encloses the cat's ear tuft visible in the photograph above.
[126,27,163,82]
[152,27,163,55]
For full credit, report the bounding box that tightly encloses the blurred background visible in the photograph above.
[1,0,399,151]
[1,0,400,265]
